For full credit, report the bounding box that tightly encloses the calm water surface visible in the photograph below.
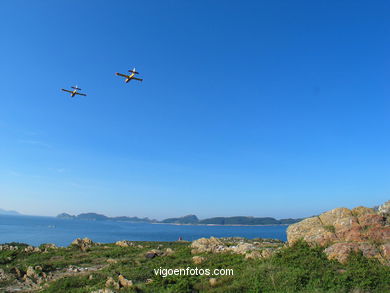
[0,215,287,246]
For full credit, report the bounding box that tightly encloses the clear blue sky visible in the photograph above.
[0,0,388,219]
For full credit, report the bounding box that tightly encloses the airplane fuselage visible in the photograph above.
[125,73,135,83]
[61,87,86,97]
[115,71,142,83]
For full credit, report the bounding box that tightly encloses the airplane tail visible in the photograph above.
[128,68,139,74]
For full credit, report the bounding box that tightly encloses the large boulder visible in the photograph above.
[191,237,225,254]
[118,275,133,288]
[287,216,338,245]
[378,200,390,217]
[26,266,38,279]
[192,256,206,264]
[115,240,134,247]
[71,238,95,251]
[163,248,175,256]
[105,277,119,289]
[287,201,390,264]
[145,249,164,259]
[324,242,382,263]
[0,269,10,281]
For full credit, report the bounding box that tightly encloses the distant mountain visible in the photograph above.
[57,213,76,219]
[199,216,279,225]
[160,215,199,224]
[77,213,109,221]
[56,212,156,223]
[57,212,302,225]
[0,208,21,216]
[278,218,304,224]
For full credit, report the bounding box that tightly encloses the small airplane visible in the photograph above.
[116,68,143,83]
[61,86,87,97]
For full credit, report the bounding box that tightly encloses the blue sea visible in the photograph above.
[0,215,287,247]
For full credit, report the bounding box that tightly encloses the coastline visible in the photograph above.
[151,222,290,227]
[0,214,292,227]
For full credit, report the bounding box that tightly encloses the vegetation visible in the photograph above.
[323,225,336,233]
[0,240,389,292]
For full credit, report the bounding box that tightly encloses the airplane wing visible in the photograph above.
[75,92,87,96]
[61,89,73,93]
[133,77,143,82]
[116,73,128,78]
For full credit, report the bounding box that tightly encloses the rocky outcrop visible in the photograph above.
[192,256,206,264]
[209,278,218,287]
[190,237,283,259]
[378,200,390,217]
[191,237,225,254]
[115,240,134,247]
[24,246,41,253]
[118,275,133,288]
[287,201,390,264]
[25,266,39,279]
[92,289,115,293]
[105,277,119,289]
[145,249,164,259]
[0,244,19,251]
[0,269,10,281]
[105,275,133,289]
[164,248,175,256]
[41,243,57,250]
[324,242,383,263]
[71,238,95,251]
[245,249,274,259]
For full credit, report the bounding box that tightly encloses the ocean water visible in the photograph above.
[0,215,287,247]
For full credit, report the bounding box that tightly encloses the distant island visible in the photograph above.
[57,213,155,223]
[0,208,21,216]
[57,213,303,225]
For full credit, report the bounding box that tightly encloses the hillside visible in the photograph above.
[1,237,389,292]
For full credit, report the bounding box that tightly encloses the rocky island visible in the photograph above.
[56,213,302,226]
[1,201,389,292]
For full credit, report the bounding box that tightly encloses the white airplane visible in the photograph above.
[116,68,143,83]
[61,86,87,97]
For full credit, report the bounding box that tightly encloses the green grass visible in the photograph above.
[323,225,336,233]
[1,240,389,293]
